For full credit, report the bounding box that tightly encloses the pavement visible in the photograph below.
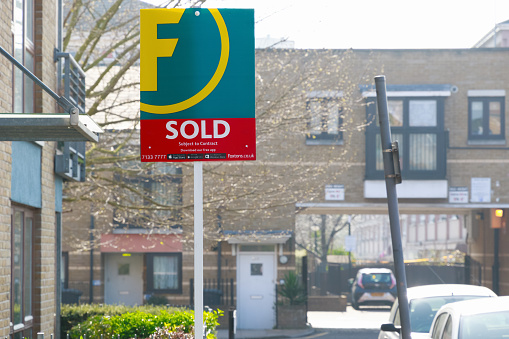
[217,306,390,338]
[217,327,314,339]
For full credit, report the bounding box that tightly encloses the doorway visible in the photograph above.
[104,253,143,305]
[236,252,276,329]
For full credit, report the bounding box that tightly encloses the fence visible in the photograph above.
[465,255,482,285]
[315,262,468,296]
[190,278,235,307]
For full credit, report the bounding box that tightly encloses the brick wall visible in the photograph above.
[0,141,12,337]
[0,1,12,338]
[64,48,509,305]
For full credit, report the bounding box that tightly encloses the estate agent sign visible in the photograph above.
[140,8,255,162]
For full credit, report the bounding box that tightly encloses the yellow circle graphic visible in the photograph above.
[140,9,230,114]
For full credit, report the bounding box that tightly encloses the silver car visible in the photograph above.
[378,284,497,339]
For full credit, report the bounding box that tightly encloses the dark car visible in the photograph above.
[350,268,397,310]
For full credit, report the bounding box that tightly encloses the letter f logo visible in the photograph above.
[140,8,230,114]
[140,9,184,92]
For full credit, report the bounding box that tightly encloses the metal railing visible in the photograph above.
[54,50,86,115]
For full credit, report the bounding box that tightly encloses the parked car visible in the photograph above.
[429,296,509,339]
[378,284,497,339]
[350,268,397,310]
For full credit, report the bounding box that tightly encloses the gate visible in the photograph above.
[464,255,482,285]
[309,262,469,296]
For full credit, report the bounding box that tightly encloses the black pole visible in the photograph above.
[375,76,411,339]
[302,256,308,322]
[228,307,235,339]
[217,211,222,290]
[493,228,500,294]
[348,222,352,280]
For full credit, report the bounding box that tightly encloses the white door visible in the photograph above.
[105,253,143,306]
[237,252,276,329]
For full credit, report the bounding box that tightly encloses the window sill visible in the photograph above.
[305,139,344,146]
[364,180,448,199]
[147,289,182,295]
[467,139,506,146]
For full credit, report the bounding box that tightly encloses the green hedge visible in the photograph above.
[61,304,222,339]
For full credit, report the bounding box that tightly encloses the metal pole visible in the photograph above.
[55,213,62,339]
[348,221,352,280]
[194,162,204,339]
[0,46,77,117]
[89,215,95,303]
[493,228,500,294]
[375,75,411,339]
[228,307,235,339]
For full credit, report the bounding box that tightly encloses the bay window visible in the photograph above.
[365,87,447,180]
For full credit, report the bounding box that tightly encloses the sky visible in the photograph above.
[147,0,509,49]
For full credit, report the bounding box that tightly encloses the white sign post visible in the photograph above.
[194,162,204,338]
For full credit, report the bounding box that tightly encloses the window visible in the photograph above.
[12,0,35,113]
[468,95,505,143]
[431,313,450,339]
[61,252,69,289]
[365,96,446,180]
[11,206,33,339]
[146,253,182,294]
[114,161,183,229]
[306,91,343,145]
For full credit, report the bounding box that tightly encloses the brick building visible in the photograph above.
[0,1,100,338]
[63,44,509,330]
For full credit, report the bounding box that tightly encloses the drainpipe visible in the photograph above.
[493,228,500,294]
[55,213,62,339]
[217,212,222,290]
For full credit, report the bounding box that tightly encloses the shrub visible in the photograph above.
[64,305,222,339]
[278,271,307,305]
[146,294,169,306]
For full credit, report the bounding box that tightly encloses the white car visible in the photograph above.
[429,296,509,339]
[378,284,497,339]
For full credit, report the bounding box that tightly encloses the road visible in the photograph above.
[298,328,380,339]
[305,305,391,339]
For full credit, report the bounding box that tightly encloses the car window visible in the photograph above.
[410,301,434,332]
[442,316,452,339]
[362,273,392,284]
[459,311,509,338]
[409,296,490,333]
[431,313,449,339]
[394,307,401,326]
[390,301,400,325]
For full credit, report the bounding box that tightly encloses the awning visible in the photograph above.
[100,233,182,253]
[0,114,102,142]
[296,202,509,215]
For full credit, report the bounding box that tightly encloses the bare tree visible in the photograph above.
[296,214,352,267]
[62,0,381,250]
